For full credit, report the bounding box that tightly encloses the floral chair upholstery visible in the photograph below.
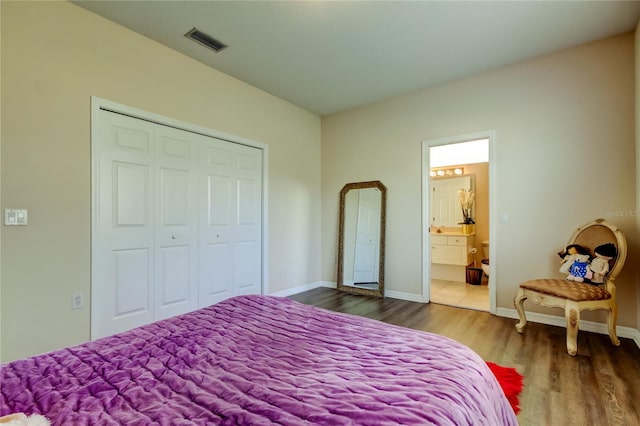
[514,219,627,356]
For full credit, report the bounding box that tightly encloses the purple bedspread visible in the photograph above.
[1,295,518,425]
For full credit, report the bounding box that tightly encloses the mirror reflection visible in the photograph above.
[337,181,386,298]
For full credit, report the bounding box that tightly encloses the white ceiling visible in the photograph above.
[74,1,640,116]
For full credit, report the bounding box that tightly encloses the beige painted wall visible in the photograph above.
[322,33,638,327]
[1,2,321,361]
[455,162,488,264]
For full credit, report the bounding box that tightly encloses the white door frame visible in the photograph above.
[421,130,496,313]
[90,97,270,331]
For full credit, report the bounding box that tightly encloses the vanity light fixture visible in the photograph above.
[430,167,464,177]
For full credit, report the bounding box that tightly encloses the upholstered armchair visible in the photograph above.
[514,219,627,356]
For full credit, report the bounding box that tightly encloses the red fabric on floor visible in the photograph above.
[486,361,524,415]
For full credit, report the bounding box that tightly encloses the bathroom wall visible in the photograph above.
[454,162,488,265]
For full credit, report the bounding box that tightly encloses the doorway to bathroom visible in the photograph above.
[421,132,495,313]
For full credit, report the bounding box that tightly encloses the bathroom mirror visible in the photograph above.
[337,181,386,298]
[430,174,475,227]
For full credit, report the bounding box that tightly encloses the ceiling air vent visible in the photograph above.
[185,28,228,53]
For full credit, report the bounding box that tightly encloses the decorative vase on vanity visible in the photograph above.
[462,223,475,235]
[457,189,475,235]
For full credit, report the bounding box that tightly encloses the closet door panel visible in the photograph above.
[199,139,235,306]
[114,248,151,316]
[234,146,262,296]
[154,127,198,321]
[198,137,262,306]
[236,241,260,294]
[114,163,149,226]
[208,175,232,225]
[160,245,190,305]
[93,112,155,339]
[201,242,234,304]
[237,178,259,225]
[235,177,261,295]
[160,169,189,225]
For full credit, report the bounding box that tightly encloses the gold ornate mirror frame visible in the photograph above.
[337,181,386,298]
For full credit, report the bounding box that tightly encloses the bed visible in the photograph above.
[1,295,518,425]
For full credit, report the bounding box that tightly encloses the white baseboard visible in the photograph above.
[268,281,335,297]
[269,281,424,302]
[384,290,424,302]
[497,307,640,348]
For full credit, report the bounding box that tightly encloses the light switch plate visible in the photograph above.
[500,211,509,224]
[72,293,84,310]
[4,209,28,226]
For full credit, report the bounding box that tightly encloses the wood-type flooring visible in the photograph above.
[289,287,640,426]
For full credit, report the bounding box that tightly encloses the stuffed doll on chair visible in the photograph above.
[566,253,592,282]
[558,244,590,275]
[589,243,617,284]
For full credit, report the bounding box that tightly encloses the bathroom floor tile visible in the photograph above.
[430,279,450,291]
[430,280,489,312]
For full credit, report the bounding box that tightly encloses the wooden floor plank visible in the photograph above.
[288,287,640,425]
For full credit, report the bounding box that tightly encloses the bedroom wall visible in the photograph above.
[0,1,321,362]
[321,33,638,327]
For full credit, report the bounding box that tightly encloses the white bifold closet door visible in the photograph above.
[198,136,262,307]
[92,109,262,339]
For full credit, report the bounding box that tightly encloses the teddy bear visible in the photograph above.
[566,253,592,282]
[0,414,50,426]
[589,243,617,284]
[558,244,590,275]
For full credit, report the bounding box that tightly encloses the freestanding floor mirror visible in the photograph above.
[337,181,386,298]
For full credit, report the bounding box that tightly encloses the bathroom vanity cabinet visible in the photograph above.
[431,234,475,266]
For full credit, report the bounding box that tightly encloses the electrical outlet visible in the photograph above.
[72,292,84,310]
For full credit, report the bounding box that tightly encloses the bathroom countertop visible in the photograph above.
[430,232,476,237]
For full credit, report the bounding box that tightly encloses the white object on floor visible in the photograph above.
[481,240,490,277]
[0,413,51,426]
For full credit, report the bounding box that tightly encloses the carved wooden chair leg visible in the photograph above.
[608,302,620,346]
[565,305,579,356]
[514,289,528,334]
